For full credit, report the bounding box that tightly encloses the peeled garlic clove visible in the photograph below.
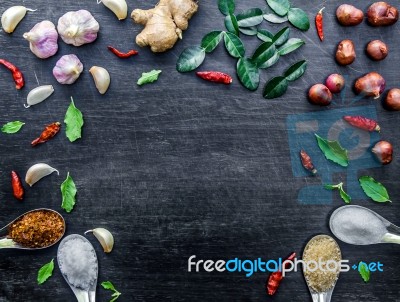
[25,163,59,187]
[89,66,110,94]
[25,85,54,108]
[53,54,83,84]
[1,6,36,33]
[99,0,128,20]
[23,20,58,59]
[85,228,114,253]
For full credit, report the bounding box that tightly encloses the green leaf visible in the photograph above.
[259,52,280,69]
[239,26,258,36]
[37,259,54,285]
[236,58,259,91]
[61,172,77,213]
[236,8,264,27]
[176,46,205,72]
[278,38,305,55]
[224,14,239,36]
[251,42,276,67]
[224,32,245,58]
[283,60,307,81]
[324,184,338,190]
[315,134,349,167]
[263,76,288,99]
[339,188,351,204]
[102,281,122,302]
[264,13,288,23]
[64,97,84,143]
[272,26,290,46]
[266,0,290,16]
[218,0,235,15]
[137,70,162,86]
[1,121,25,134]
[257,29,273,42]
[359,262,370,283]
[359,176,391,203]
[201,31,223,52]
[288,8,310,31]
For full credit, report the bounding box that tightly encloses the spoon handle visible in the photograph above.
[382,233,400,244]
[311,291,332,302]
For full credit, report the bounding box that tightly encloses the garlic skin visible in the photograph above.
[25,85,54,108]
[57,10,100,46]
[1,6,35,33]
[25,163,59,187]
[85,228,114,253]
[99,0,128,20]
[53,54,83,84]
[23,21,58,59]
[89,66,110,94]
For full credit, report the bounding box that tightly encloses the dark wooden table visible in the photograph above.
[0,0,399,301]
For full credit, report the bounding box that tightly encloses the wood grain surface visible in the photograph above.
[0,0,399,301]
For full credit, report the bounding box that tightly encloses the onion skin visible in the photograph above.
[336,39,356,65]
[367,2,399,26]
[354,72,386,99]
[372,140,393,165]
[366,40,388,60]
[326,74,345,93]
[336,4,364,26]
[308,84,332,106]
[384,88,400,110]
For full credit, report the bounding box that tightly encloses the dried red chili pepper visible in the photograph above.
[107,46,138,58]
[315,7,325,41]
[343,115,380,132]
[266,252,296,296]
[31,122,61,147]
[11,171,24,200]
[196,71,233,85]
[300,150,317,175]
[0,59,24,89]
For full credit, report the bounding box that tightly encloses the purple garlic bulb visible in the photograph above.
[23,20,58,59]
[53,54,83,84]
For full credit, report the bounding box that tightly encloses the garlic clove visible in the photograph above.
[23,20,58,59]
[25,163,59,187]
[89,66,110,94]
[85,228,114,253]
[1,6,35,33]
[100,0,128,20]
[25,85,54,108]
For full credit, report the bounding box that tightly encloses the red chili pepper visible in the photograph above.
[0,59,24,89]
[315,7,325,41]
[266,252,296,296]
[343,115,380,132]
[300,150,317,175]
[31,122,61,147]
[196,71,233,85]
[11,171,24,200]
[107,46,138,58]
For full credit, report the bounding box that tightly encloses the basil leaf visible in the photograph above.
[102,281,122,302]
[278,38,305,56]
[263,76,288,99]
[259,52,280,69]
[236,8,264,27]
[339,188,351,204]
[224,32,245,58]
[272,26,290,46]
[218,0,235,16]
[201,31,223,52]
[315,134,349,167]
[61,172,77,213]
[359,262,370,283]
[224,14,239,36]
[266,0,290,16]
[257,29,273,42]
[64,97,84,142]
[359,176,391,203]
[251,42,276,67]
[288,7,310,31]
[1,121,25,134]
[283,59,307,81]
[176,46,205,72]
[137,70,162,86]
[236,58,259,91]
[264,13,288,23]
[37,259,54,285]
[239,26,258,36]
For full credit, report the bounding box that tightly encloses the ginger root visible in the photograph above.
[131,0,198,53]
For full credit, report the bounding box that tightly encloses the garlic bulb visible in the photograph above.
[23,21,58,59]
[89,66,110,94]
[53,54,83,84]
[1,6,36,33]
[57,10,100,46]
[98,0,128,20]
[25,163,59,187]
[25,85,54,108]
[85,228,114,253]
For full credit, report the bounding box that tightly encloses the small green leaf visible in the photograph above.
[61,172,77,213]
[102,281,122,302]
[359,176,391,203]
[1,121,25,134]
[64,97,84,143]
[315,134,349,167]
[224,14,239,36]
[224,32,245,58]
[339,188,351,204]
[218,0,235,16]
[137,70,162,86]
[272,26,290,46]
[236,58,259,91]
[266,0,290,16]
[259,52,280,69]
[263,76,288,99]
[201,31,223,53]
[283,60,307,81]
[288,7,310,31]
[278,38,305,55]
[264,13,288,23]
[251,42,276,67]
[239,26,258,36]
[236,8,264,27]
[176,46,205,72]
[257,29,274,42]
[37,259,54,285]
[359,262,370,283]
